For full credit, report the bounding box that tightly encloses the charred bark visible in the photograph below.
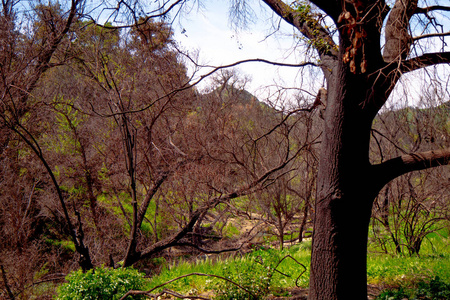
[309,59,381,299]
[258,0,450,298]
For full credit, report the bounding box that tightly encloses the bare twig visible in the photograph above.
[94,59,318,117]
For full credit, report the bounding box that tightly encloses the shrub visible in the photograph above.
[56,266,146,300]
[214,261,272,300]
[376,276,450,300]
[415,276,450,300]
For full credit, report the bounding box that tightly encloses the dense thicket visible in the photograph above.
[0,5,317,297]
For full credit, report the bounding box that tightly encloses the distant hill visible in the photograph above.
[197,84,274,112]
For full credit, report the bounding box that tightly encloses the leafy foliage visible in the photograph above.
[56,266,146,300]
[214,251,278,300]
[416,276,450,300]
[376,277,450,300]
[376,287,410,300]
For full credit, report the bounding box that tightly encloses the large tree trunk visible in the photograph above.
[260,0,450,299]
[309,58,380,299]
[310,180,375,299]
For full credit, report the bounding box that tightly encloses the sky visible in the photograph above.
[170,0,322,102]
[82,0,313,102]
[169,0,450,109]
[88,0,450,108]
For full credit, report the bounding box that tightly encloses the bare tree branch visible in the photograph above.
[0,264,15,300]
[401,52,450,73]
[121,288,211,300]
[262,0,338,58]
[173,242,244,254]
[122,149,299,266]
[25,0,82,100]
[415,5,450,14]
[85,0,186,29]
[93,58,318,118]
[373,148,450,188]
[6,123,94,270]
[135,173,169,229]
[413,31,450,42]
[119,272,256,300]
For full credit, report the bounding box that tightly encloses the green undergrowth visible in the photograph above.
[57,266,146,300]
[142,234,450,298]
[375,276,450,300]
[97,192,164,237]
[54,232,450,299]
[367,254,450,286]
[144,243,312,297]
[367,230,450,286]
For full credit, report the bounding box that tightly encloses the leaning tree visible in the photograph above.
[255,0,450,299]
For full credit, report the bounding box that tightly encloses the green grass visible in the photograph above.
[140,232,450,298]
[367,254,450,286]
[367,229,450,286]
[144,244,312,296]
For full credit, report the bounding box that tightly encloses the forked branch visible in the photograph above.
[119,272,256,300]
[122,150,299,266]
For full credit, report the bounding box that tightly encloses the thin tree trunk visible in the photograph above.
[82,158,99,228]
[297,201,309,243]
[12,126,93,271]
[122,115,140,268]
